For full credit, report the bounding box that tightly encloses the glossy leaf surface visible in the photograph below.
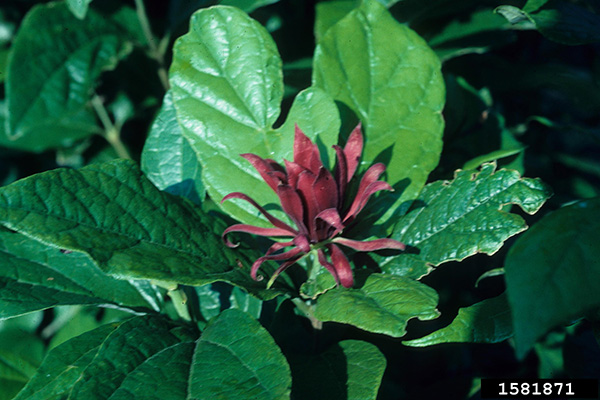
[404,293,512,346]
[380,163,552,279]
[314,274,439,337]
[170,6,339,226]
[313,0,445,216]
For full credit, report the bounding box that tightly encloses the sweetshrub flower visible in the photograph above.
[222,124,405,288]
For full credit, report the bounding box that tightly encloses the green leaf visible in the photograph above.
[0,315,45,400]
[404,293,512,346]
[15,311,290,399]
[219,0,280,13]
[196,283,263,322]
[380,163,552,279]
[290,340,386,400]
[314,0,358,43]
[5,3,138,152]
[314,274,439,337]
[66,0,94,19]
[170,6,340,227]
[504,198,600,358]
[0,228,154,319]
[0,159,281,299]
[141,91,204,204]
[13,315,198,400]
[190,309,291,399]
[313,0,445,217]
[496,0,600,45]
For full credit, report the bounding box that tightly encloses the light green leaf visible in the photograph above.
[497,0,600,45]
[190,309,291,399]
[404,293,512,346]
[170,6,340,227]
[0,228,153,319]
[196,283,263,321]
[141,91,204,204]
[13,316,198,400]
[5,3,138,152]
[380,163,551,279]
[290,340,386,400]
[505,198,600,358]
[0,159,281,299]
[313,0,445,218]
[314,274,439,337]
[314,0,358,43]
[66,0,93,19]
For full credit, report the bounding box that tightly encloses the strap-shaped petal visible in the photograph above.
[277,184,308,235]
[343,123,363,182]
[313,167,339,211]
[333,237,406,251]
[222,225,295,247]
[328,244,354,288]
[284,159,307,189]
[317,248,340,285]
[343,163,391,223]
[222,192,297,233]
[251,246,303,281]
[293,124,323,174]
[333,145,348,204]
[315,208,345,239]
[241,153,285,192]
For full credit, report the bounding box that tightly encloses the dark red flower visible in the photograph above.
[222,123,405,288]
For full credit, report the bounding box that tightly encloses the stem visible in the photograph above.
[91,95,132,160]
[291,297,323,330]
[134,0,170,90]
[168,288,192,322]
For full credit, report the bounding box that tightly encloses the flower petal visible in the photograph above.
[266,255,305,289]
[333,145,348,204]
[293,124,323,174]
[343,163,391,223]
[328,244,354,288]
[284,159,306,189]
[222,192,297,233]
[251,246,303,281]
[333,237,406,251]
[317,248,340,285]
[344,123,363,182]
[222,225,295,247]
[276,184,309,235]
[241,153,286,192]
[315,208,345,238]
[313,167,339,211]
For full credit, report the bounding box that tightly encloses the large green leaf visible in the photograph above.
[404,293,512,347]
[313,274,439,337]
[141,90,204,204]
[13,316,197,400]
[14,311,291,399]
[0,228,155,319]
[313,0,445,217]
[290,340,386,400]
[0,159,280,299]
[4,2,138,152]
[190,309,291,399]
[170,6,340,227]
[379,163,551,279]
[505,198,600,358]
